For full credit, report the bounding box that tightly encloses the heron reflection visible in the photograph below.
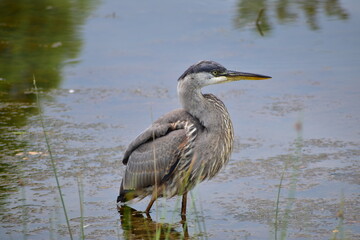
[118,205,189,240]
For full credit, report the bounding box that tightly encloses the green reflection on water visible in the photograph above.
[0,0,96,101]
[235,0,349,36]
[0,0,97,207]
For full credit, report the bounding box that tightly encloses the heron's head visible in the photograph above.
[178,60,271,90]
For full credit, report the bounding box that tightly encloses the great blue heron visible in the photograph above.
[117,60,271,215]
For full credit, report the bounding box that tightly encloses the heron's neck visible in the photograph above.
[178,84,222,129]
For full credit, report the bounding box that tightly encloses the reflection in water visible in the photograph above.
[235,0,349,35]
[0,0,96,207]
[0,0,96,100]
[236,0,272,35]
[118,205,190,240]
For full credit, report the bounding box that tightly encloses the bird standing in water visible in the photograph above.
[117,60,271,215]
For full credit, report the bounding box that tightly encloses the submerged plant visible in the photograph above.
[331,190,346,240]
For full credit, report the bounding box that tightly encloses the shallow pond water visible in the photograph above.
[0,0,359,239]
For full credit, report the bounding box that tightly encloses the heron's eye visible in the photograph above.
[212,71,219,76]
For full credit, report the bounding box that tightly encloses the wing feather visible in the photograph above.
[119,109,204,201]
[122,129,186,190]
[122,109,195,164]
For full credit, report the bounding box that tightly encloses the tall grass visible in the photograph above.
[33,77,73,239]
[274,118,303,240]
[189,191,208,239]
[77,175,85,239]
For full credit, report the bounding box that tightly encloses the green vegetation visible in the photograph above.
[274,119,303,240]
[33,77,73,239]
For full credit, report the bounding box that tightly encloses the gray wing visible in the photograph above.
[120,109,202,193]
[122,129,186,190]
[122,121,183,165]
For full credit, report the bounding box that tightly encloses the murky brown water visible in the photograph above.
[1,0,359,239]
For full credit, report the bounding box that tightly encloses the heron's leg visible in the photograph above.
[146,185,163,214]
[182,220,189,239]
[181,192,188,216]
[146,194,156,214]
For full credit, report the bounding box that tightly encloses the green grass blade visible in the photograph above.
[33,76,73,240]
[274,167,285,240]
[77,176,85,239]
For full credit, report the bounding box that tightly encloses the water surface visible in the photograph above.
[0,0,359,239]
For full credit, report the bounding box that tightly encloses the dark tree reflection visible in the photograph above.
[0,0,97,101]
[235,0,349,36]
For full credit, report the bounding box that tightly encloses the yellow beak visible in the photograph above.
[223,70,271,81]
